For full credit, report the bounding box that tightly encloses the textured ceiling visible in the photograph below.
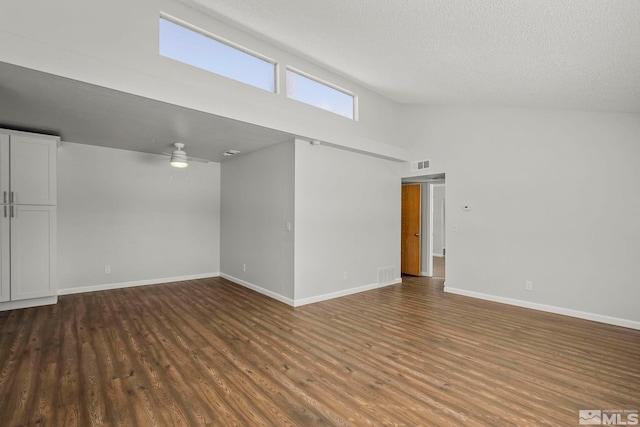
[183,0,640,113]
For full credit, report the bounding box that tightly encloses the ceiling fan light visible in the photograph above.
[170,149,188,168]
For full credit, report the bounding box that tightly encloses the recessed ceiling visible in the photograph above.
[182,0,640,113]
[0,61,295,162]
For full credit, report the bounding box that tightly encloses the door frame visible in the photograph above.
[426,182,445,276]
[401,183,422,276]
[400,173,446,278]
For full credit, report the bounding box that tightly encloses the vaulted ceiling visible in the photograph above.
[2,2,639,163]
[183,0,640,113]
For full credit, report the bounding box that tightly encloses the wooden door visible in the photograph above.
[401,184,421,276]
[10,205,56,300]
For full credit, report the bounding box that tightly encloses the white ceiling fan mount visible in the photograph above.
[162,142,211,168]
[170,142,188,168]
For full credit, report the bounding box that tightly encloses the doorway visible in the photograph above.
[401,174,446,279]
[401,184,421,276]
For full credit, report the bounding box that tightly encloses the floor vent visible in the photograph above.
[411,159,430,172]
[377,266,395,284]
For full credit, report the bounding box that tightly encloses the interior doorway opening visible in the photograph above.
[401,173,446,279]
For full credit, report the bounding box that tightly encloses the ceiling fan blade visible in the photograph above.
[158,145,210,163]
[187,156,210,163]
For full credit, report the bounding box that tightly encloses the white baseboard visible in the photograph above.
[0,295,58,311]
[220,274,402,308]
[444,286,640,331]
[293,278,402,307]
[57,272,221,296]
[220,273,295,306]
[433,253,444,257]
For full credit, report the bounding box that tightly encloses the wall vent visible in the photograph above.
[377,266,396,284]
[411,159,430,172]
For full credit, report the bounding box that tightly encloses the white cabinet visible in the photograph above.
[0,201,9,303]
[9,135,57,206]
[0,130,57,306]
[0,134,10,303]
[10,206,57,300]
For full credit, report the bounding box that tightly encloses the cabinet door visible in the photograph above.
[0,134,9,201]
[0,212,9,302]
[10,206,57,300]
[10,135,57,205]
[0,135,9,302]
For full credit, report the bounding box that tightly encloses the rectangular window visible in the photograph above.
[159,17,276,92]
[286,69,356,120]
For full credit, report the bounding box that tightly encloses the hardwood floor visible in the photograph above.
[433,256,445,279]
[1,276,638,426]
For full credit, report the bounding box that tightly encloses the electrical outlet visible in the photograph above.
[525,280,533,291]
[104,265,111,274]
[343,271,348,280]
[242,263,247,272]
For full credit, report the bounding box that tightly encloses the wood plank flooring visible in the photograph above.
[1,276,638,426]
[432,256,445,279]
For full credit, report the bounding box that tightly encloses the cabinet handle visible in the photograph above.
[3,206,6,218]
[10,206,14,218]
[9,191,13,204]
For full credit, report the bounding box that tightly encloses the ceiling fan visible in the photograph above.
[161,143,210,168]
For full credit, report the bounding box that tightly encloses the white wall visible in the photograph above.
[220,141,295,301]
[58,142,220,290]
[0,0,406,161]
[294,139,401,303]
[401,106,640,327]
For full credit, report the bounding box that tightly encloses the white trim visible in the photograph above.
[159,14,277,65]
[433,253,444,257]
[293,278,402,307]
[285,66,355,99]
[274,61,280,95]
[285,66,357,120]
[221,274,402,307]
[421,272,446,277]
[0,295,57,311]
[220,273,295,306]
[430,182,446,266]
[57,272,220,295]
[426,182,434,276]
[444,287,640,331]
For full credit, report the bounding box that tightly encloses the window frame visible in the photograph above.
[285,66,358,121]
[159,14,279,93]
